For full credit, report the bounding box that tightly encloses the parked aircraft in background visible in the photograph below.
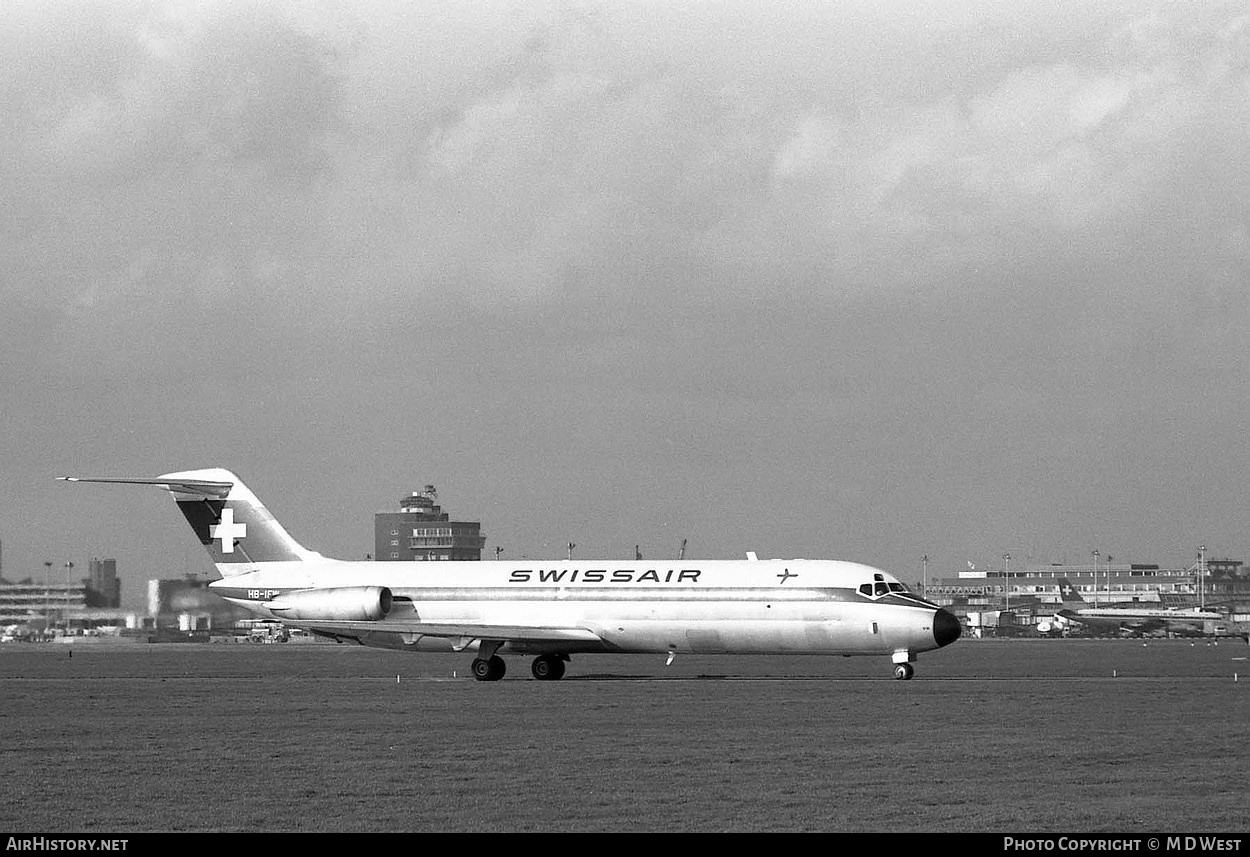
[60,468,961,681]
[1050,578,1222,636]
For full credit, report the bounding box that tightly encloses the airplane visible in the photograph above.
[59,468,961,681]
[1050,578,1223,636]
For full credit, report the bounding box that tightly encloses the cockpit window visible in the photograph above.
[860,577,910,598]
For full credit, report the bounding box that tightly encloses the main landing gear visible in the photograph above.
[893,663,915,680]
[530,654,566,681]
[471,655,506,681]
[469,644,569,681]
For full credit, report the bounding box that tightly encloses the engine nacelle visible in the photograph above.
[265,586,392,621]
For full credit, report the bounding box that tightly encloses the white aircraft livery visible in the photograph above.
[60,468,961,681]
[1051,578,1223,636]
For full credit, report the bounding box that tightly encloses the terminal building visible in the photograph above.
[925,558,1250,636]
[0,557,253,640]
[0,558,120,629]
[926,559,1244,606]
[374,485,486,562]
[0,579,89,629]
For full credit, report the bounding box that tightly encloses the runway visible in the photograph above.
[2,640,1246,833]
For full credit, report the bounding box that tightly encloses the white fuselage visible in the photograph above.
[210,558,950,659]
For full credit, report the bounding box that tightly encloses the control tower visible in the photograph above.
[374,485,486,561]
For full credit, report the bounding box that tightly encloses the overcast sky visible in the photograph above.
[3,0,1247,606]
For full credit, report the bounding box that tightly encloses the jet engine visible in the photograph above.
[265,586,392,621]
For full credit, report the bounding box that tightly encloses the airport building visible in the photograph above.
[0,559,120,628]
[0,579,89,628]
[86,557,121,608]
[926,561,1214,607]
[927,558,1250,636]
[0,556,257,640]
[146,576,251,633]
[374,485,487,562]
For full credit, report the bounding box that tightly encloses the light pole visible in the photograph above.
[43,561,51,631]
[1198,545,1206,608]
[1091,550,1099,606]
[1003,554,1011,612]
[921,555,928,595]
[64,561,74,634]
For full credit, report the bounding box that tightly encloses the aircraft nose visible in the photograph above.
[933,608,961,648]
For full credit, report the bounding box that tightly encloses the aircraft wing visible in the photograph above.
[1121,618,1166,633]
[294,618,604,645]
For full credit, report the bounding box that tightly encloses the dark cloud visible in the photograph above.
[3,1,1248,603]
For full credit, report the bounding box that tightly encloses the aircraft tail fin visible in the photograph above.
[59,468,318,578]
[1056,578,1086,606]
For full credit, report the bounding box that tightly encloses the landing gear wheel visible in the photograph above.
[472,655,506,681]
[893,663,915,681]
[531,654,566,681]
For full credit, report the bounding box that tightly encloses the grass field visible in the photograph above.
[1,638,1246,833]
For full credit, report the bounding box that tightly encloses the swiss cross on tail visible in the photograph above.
[209,508,247,552]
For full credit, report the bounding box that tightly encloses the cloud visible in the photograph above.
[3,1,1249,598]
[5,2,1247,330]
[2,2,345,328]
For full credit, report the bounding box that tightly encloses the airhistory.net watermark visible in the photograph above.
[6,839,128,851]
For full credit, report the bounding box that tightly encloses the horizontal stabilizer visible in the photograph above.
[58,476,233,499]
